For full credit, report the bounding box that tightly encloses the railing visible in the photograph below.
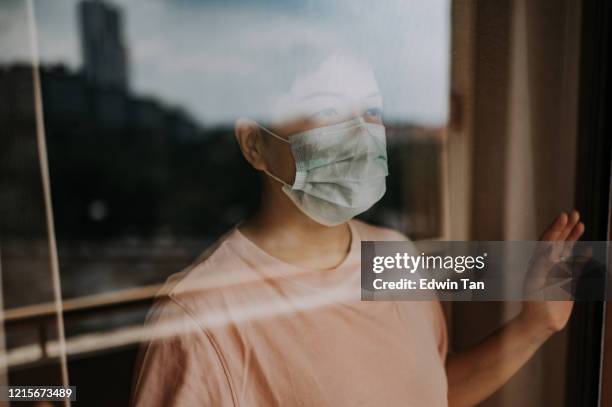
[0,284,165,366]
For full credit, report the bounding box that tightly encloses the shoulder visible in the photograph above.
[350,219,411,242]
[148,228,268,329]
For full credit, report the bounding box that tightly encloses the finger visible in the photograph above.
[560,239,575,260]
[541,212,568,241]
[560,222,586,264]
[551,211,576,259]
[567,222,585,242]
[558,210,580,241]
[558,216,582,258]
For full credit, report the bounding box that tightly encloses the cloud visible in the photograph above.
[0,1,33,64]
[5,0,449,126]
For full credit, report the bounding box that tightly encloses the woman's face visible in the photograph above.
[260,53,383,186]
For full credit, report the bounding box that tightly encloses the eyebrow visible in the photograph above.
[300,91,382,101]
[300,91,343,101]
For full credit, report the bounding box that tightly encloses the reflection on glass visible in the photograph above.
[1,0,450,405]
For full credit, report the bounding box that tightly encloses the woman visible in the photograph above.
[131,52,584,407]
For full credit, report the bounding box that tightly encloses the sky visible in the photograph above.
[0,0,450,127]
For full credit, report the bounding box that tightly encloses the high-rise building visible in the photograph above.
[78,0,128,90]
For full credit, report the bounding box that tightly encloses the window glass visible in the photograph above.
[1,0,451,404]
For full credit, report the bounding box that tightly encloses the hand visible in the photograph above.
[520,211,585,334]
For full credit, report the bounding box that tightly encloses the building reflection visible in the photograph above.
[79,0,129,91]
[0,1,444,404]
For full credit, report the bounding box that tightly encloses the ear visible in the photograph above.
[235,118,267,171]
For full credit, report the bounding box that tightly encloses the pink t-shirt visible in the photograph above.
[131,220,448,406]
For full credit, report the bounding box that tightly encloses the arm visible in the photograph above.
[446,211,584,407]
[446,312,555,407]
[131,298,234,407]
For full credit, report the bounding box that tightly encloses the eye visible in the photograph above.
[365,107,383,119]
[311,108,339,119]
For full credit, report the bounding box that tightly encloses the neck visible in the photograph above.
[240,177,352,254]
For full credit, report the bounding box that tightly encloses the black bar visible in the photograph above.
[565,0,612,405]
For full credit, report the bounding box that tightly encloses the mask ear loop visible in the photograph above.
[255,123,290,144]
[264,169,292,187]
[254,122,293,188]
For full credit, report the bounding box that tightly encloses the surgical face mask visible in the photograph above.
[257,116,388,226]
